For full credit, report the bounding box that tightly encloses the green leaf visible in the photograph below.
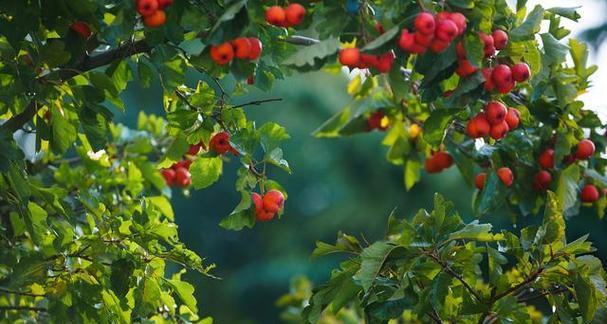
[361,26,400,51]
[556,164,580,213]
[26,202,49,244]
[547,7,581,21]
[448,220,501,242]
[541,33,570,65]
[190,157,223,190]
[148,196,174,221]
[356,241,398,291]
[282,37,340,67]
[134,277,162,316]
[50,106,77,154]
[422,110,455,147]
[259,122,290,152]
[574,273,598,322]
[166,278,198,313]
[219,191,255,230]
[510,5,545,41]
[404,159,421,191]
[540,191,566,244]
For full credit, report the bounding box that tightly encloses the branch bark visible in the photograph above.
[0,40,151,134]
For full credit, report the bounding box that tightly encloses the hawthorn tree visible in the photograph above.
[0,0,606,323]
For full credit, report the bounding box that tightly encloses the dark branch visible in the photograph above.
[0,287,45,298]
[0,40,151,134]
[0,305,48,312]
[232,98,283,109]
[492,268,544,301]
[426,251,484,303]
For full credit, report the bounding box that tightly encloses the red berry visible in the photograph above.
[70,22,92,39]
[497,167,513,187]
[210,42,234,65]
[466,113,491,138]
[482,68,495,91]
[367,111,388,130]
[247,38,263,60]
[576,139,595,160]
[435,19,458,42]
[415,12,436,35]
[157,0,173,8]
[252,192,263,212]
[266,6,286,26]
[137,0,159,17]
[475,172,487,190]
[174,167,192,187]
[232,37,252,59]
[490,121,510,140]
[484,101,507,125]
[285,3,306,26]
[414,31,434,47]
[456,59,477,77]
[339,48,360,67]
[430,39,450,53]
[512,63,531,82]
[533,170,552,191]
[359,54,379,69]
[375,21,386,34]
[209,132,233,155]
[424,157,441,173]
[538,149,555,169]
[398,29,415,52]
[247,75,254,85]
[188,143,203,155]
[492,29,508,50]
[375,52,395,73]
[448,13,467,35]
[479,32,495,57]
[263,190,285,213]
[161,168,175,186]
[581,184,600,202]
[172,160,192,170]
[491,65,513,91]
[143,9,166,27]
[504,108,520,130]
[433,151,453,170]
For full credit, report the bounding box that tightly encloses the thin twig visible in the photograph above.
[426,250,483,303]
[231,98,283,109]
[0,305,48,312]
[0,287,45,298]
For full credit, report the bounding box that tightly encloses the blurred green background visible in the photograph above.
[116,66,607,323]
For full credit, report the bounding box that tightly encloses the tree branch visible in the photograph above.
[0,305,48,312]
[0,287,45,298]
[426,251,484,303]
[0,40,151,134]
[232,98,283,109]
[492,267,544,301]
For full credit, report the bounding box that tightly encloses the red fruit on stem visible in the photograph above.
[338,48,360,67]
[137,0,159,17]
[266,6,286,26]
[414,31,434,47]
[174,167,192,187]
[492,29,508,50]
[161,168,175,186]
[252,192,264,212]
[581,184,600,202]
[414,12,436,35]
[456,59,477,77]
[490,121,510,140]
[505,108,520,130]
[143,9,166,27]
[285,3,306,26]
[430,39,450,53]
[512,63,531,82]
[484,101,507,125]
[375,21,386,34]
[434,151,453,170]
[367,111,388,130]
[209,132,233,155]
[247,38,263,60]
[263,190,285,213]
[188,143,203,155]
[475,172,487,190]
[466,113,491,138]
[497,167,514,187]
[479,32,495,57]
[448,12,467,35]
[576,139,595,160]
[359,54,379,69]
[533,170,552,191]
[210,42,234,65]
[435,19,458,42]
[492,64,513,88]
[70,22,92,39]
[538,149,555,169]
[172,160,192,170]
[424,158,442,173]
[232,37,252,59]
[398,29,415,51]
[482,68,495,91]
[376,52,395,73]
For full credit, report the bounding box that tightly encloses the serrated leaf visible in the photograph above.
[190,157,223,190]
[510,5,545,41]
[283,37,340,67]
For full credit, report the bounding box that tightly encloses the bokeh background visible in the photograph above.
[116,1,607,322]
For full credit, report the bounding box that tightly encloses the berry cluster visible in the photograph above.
[424,151,453,173]
[398,11,466,55]
[265,4,306,28]
[366,111,390,131]
[466,101,520,140]
[210,37,263,65]
[252,190,285,222]
[70,22,92,39]
[338,49,395,73]
[162,160,193,188]
[137,0,173,27]
[482,62,530,94]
